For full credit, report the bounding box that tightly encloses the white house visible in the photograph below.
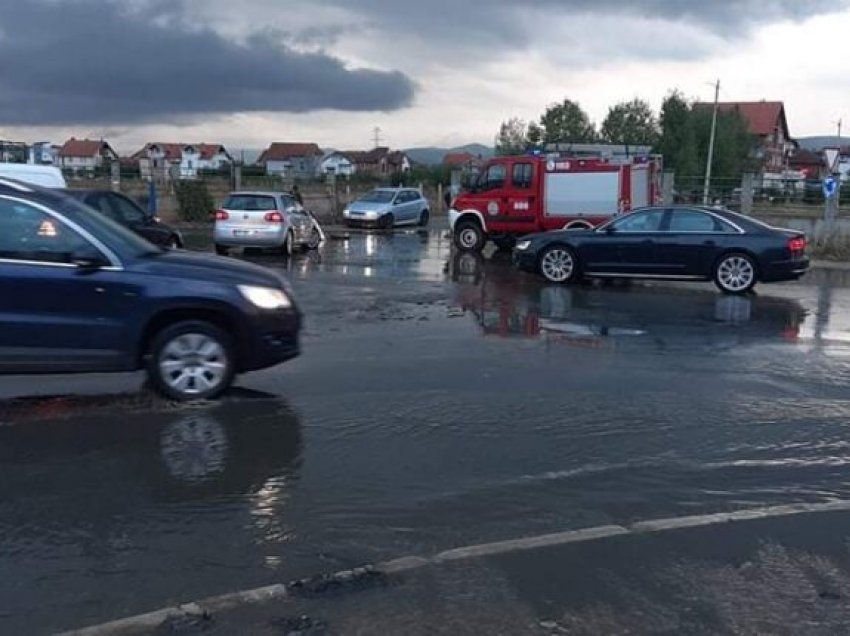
[317,151,355,176]
[180,144,233,177]
[133,142,233,178]
[258,142,324,178]
[58,138,118,171]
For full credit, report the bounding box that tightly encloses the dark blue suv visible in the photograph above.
[0,179,301,400]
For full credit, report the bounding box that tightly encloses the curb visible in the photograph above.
[61,498,850,635]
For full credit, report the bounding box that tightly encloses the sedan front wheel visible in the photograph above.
[539,245,579,284]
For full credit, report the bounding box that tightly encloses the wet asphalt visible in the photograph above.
[4,227,850,633]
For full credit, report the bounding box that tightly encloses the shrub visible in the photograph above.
[175,181,215,222]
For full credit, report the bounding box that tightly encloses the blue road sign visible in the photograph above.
[823,176,838,199]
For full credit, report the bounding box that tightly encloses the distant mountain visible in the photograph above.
[796,136,846,151]
[405,144,494,166]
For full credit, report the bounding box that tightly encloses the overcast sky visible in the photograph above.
[0,0,847,153]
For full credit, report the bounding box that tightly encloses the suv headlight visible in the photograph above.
[516,240,531,251]
[238,285,292,309]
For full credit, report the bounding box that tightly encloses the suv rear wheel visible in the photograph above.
[147,321,235,401]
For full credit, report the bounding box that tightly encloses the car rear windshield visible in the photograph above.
[358,190,396,203]
[223,195,278,211]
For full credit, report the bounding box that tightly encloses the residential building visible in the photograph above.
[58,138,118,171]
[0,140,28,163]
[787,148,823,180]
[344,147,411,176]
[28,142,59,165]
[443,152,484,171]
[257,142,323,177]
[694,101,793,176]
[317,151,356,176]
[133,142,233,178]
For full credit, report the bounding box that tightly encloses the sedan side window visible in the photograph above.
[109,194,147,224]
[0,199,104,264]
[669,210,721,233]
[89,193,122,223]
[613,209,665,232]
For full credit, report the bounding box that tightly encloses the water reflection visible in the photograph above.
[0,389,304,634]
[0,388,302,500]
[448,251,807,349]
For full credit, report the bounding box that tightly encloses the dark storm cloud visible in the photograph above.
[317,0,845,46]
[0,0,415,125]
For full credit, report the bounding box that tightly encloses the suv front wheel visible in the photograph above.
[147,321,235,401]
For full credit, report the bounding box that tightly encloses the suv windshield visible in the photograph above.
[223,195,278,211]
[358,190,396,204]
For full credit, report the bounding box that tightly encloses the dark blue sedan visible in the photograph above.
[513,206,810,293]
[0,178,301,400]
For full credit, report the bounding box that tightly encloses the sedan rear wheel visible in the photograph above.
[714,253,757,294]
[539,245,578,284]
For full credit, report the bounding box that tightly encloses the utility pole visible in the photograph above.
[702,79,720,205]
[837,119,843,140]
[372,126,383,149]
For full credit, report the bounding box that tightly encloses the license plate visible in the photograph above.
[233,229,256,236]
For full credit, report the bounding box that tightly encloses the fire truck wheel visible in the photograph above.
[539,245,579,284]
[455,220,486,252]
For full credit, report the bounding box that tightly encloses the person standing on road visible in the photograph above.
[291,184,304,206]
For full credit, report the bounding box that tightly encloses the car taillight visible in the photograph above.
[265,211,284,223]
[788,236,806,253]
[215,209,229,221]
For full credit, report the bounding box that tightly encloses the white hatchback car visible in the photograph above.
[214,191,321,256]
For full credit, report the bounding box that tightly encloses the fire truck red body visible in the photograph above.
[449,152,663,251]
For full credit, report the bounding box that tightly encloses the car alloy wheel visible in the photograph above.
[169,236,181,249]
[418,210,430,227]
[540,246,576,283]
[148,321,234,401]
[715,254,756,294]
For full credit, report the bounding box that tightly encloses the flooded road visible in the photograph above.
[4,229,850,633]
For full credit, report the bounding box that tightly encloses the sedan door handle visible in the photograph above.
[641,239,654,244]
[703,240,716,246]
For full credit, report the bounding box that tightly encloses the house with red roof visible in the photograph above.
[58,138,118,172]
[443,152,484,170]
[132,142,232,178]
[343,147,411,177]
[257,142,324,178]
[694,101,793,175]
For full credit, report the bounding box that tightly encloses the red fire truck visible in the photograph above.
[449,152,663,252]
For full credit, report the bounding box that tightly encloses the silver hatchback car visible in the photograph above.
[342,188,430,229]
[214,191,320,256]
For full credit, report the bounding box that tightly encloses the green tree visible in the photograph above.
[527,122,543,146]
[659,90,699,176]
[600,98,659,146]
[539,99,597,144]
[692,108,755,179]
[495,117,530,156]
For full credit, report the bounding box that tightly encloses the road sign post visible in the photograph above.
[823,175,839,235]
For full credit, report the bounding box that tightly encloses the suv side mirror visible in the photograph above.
[604,225,617,234]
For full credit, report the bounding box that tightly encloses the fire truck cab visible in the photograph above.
[449,151,662,252]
